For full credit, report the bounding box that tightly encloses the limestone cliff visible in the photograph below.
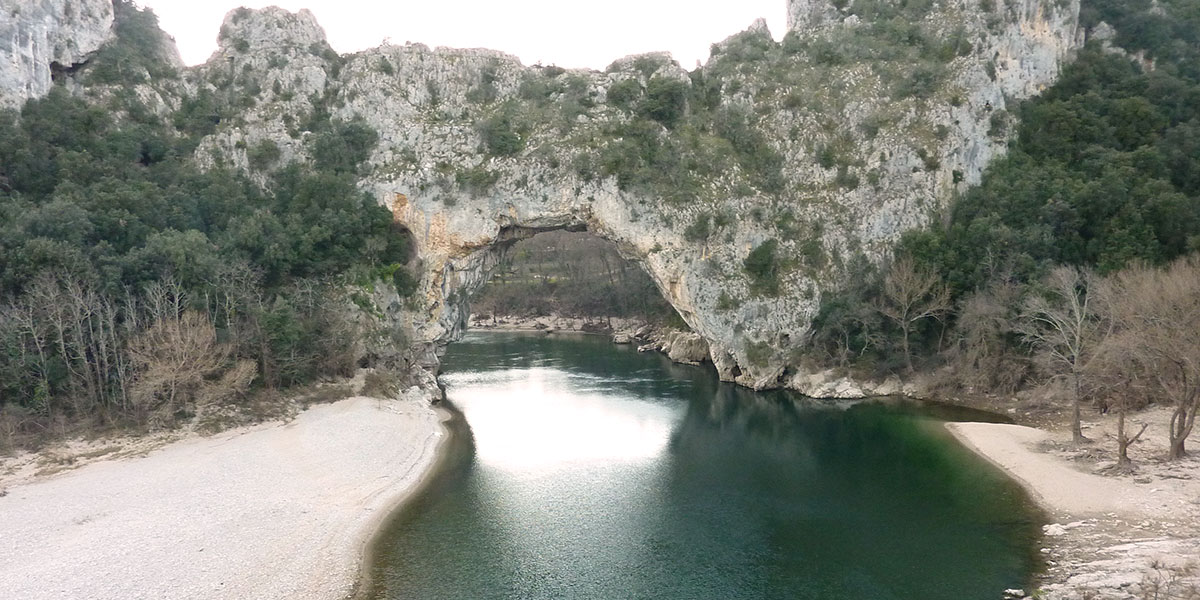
[188,0,1080,392]
[3,0,1083,394]
[0,0,114,110]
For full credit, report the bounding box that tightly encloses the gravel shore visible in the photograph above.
[948,418,1200,598]
[0,396,446,600]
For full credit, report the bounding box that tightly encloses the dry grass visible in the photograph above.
[1140,561,1200,600]
[362,371,401,399]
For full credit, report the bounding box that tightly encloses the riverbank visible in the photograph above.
[469,313,920,397]
[467,314,713,365]
[0,392,448,600]
[948,410,1200,599]
[467,313,645,335]
[473,317,1200,597]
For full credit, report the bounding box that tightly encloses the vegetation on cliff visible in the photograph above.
[808,0,1200,458]
[1,0,1196,458]
[0,3,414,448]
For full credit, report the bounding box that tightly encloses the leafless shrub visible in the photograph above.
[1096,257,1200,460]
[949,280,1029,394]
[1015,266,1103,444]
[876,256,950,373]
[1140,560,1200,600]
[128,308,258,428]
[362,370,401,399]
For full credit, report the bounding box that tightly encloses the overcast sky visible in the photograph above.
[138,1,787,70]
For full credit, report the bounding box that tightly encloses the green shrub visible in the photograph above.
[716,291,738,310]
[639,77,688,128]
[916,148,940,171]
[631,55,670,78]
[310,120,378,174]
[173,90,222,142]
[466,60,501,105]
[247,139,281,170]
[835,167,860,189]
[988,110,1008,138]
[710,29,775,65]
[607,79,643,110]
[456,166,501,197]
[745,341,773,368]
[892,62,944,99]
[478,104,525,156]
[392,266,419,296]
[684,214,712,242]
[86,1,179,85]
[744,239,781,295]
[713,107,785,193]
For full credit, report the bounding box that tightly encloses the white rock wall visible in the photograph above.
[183,0,1082,393]
[0,0,113,110]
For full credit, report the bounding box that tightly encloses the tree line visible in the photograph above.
[807,0,1200,463]
[0,3,413,450]
[470,231,677,323]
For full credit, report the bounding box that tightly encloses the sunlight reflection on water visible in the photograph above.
[443,367,680,469]
[370,333,1041,600]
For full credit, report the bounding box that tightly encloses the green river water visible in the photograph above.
[367,332,1041,599]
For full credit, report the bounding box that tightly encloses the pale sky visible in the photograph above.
[139,1,788,70]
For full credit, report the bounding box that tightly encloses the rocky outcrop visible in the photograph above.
[466,313,643,334]
[0,0,114,110]
[789,369,919,399]
[190,7,340,177]
[786,0,842,32]
[173,0,1082,394]
[0,1,1075,396]
[654,331,711,366]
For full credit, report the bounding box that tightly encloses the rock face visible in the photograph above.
[786,0,843,32]
[0,0,114,110]
[790,369,918,399]
[180,0,1081,393]
[1,1,1082,396]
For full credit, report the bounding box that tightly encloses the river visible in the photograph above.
[367,332,1041,599]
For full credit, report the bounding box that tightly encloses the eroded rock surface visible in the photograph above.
[0,0,114,110]
[182,0,1082,392]
[2,0,1082,395]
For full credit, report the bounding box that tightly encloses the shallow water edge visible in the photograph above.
[354,401,466,600]
[362,332,1044,599]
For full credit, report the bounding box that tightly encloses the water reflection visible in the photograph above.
[442,367,678,469]
[369,332,1040,600]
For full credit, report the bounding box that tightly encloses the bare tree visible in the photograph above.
[1099,258,1200,460]
[203,260,263,352]
[1090,329,1151,470]
[129,310,230,425]
[1016,265,1102,444]
[951,280,1028,393]
[876,256,951,372]
[3,299,53,415]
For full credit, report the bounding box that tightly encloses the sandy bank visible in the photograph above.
[0,395,446,600]
[947,419,1200,598]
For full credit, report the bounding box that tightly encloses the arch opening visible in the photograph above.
[467,230,680,332]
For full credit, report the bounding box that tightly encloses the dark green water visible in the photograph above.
[368,332,1041,600]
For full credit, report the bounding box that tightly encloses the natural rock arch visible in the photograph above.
[387,188,778,386]
[180,0,1082,394]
